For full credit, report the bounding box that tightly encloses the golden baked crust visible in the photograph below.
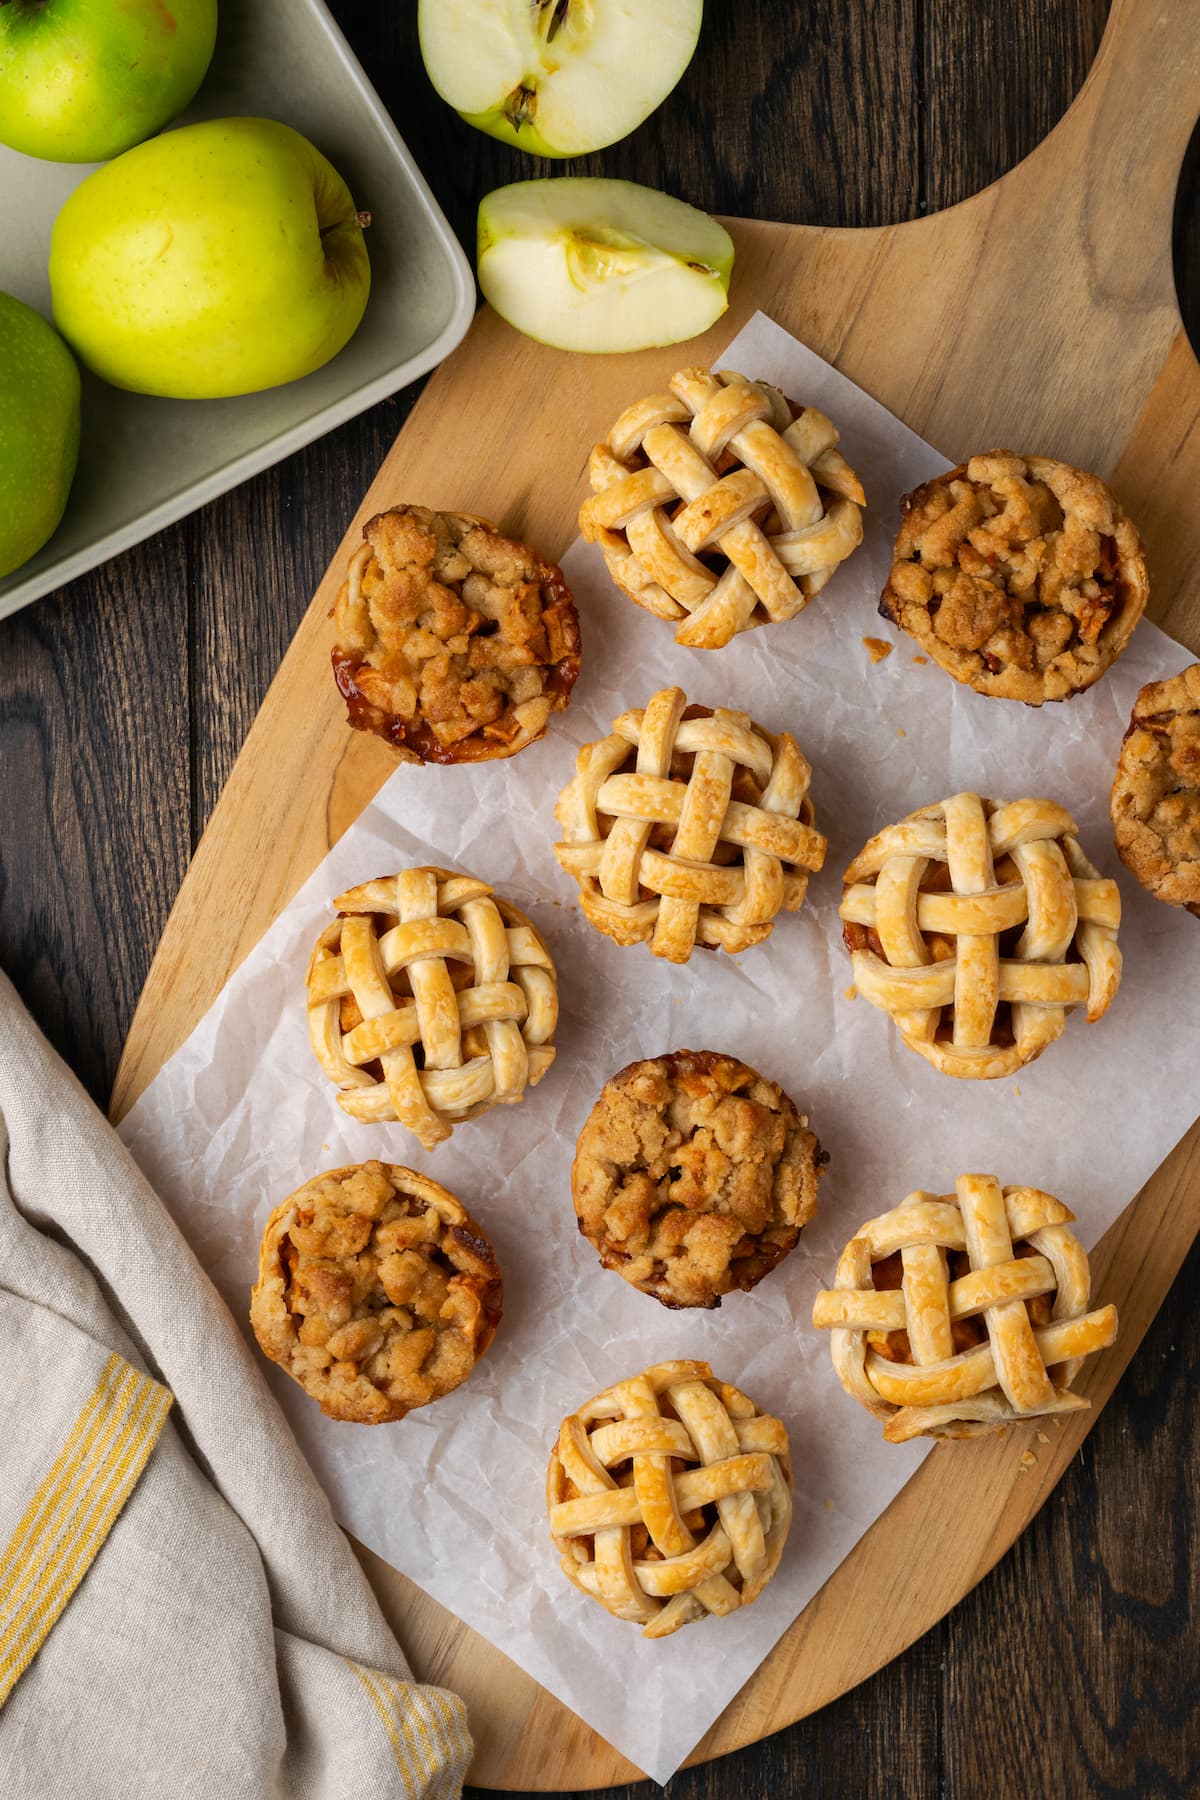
[879,450,1148,703]
[332,504,581,762]
[1110,662,1200,917]
[249,1162,502,1424]
[812,1174,1118,1441]
[840,793,1121,1079]
[306,867,558,1150]
[572,1051,825,1309]
[546,1360,792,1636]
[554,685,826,963]
[580,367,864,649]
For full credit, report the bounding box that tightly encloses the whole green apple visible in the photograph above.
[0,292,81,579]
[49,117,371,400]
[0,0,218,164]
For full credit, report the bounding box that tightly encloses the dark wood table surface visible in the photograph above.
[4,3,1200,1795]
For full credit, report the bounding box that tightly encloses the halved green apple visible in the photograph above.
[418,0,702,157]
[477,177,733,354]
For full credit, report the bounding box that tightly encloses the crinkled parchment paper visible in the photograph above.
[120,314,1200,1784]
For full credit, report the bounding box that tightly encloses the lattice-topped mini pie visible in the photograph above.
[840,793,1121,1078]
[880,451,1148,704]
[572,1051,825,1309]
[1110,662,1200,917]
[580,367,864,649]
[547,1360,792,1636]
[306,868,557,1148]
[250,1162,503,1424]
[812,1173,1118,1441]
[332,505,581,762]
[555,685,826,963]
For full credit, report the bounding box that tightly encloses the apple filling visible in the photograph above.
[332,504,580,764]
[865,1245,1053,1369]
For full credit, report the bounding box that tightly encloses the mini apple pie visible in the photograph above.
[250,1162,502,1424]
[572,1051,825,1309]
[880,450,1148,703]
[840,793,1121,1078]
[580,366,864,649]
[812,1173,1118,1441]
[332,504,581,762]
[547,1360,792,1636]
[306,867,557,1149]
[1110,662,1200,917]
[554,684,826,963]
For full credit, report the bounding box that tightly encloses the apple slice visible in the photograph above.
[419,0,702,157]
[477,177,733,354]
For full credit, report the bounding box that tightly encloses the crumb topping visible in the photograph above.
[333,505,580,762]
[1111,662,1200,916]
[250,1162,502,1423]
[880,450,1147,704]
[572,1051,825,1309]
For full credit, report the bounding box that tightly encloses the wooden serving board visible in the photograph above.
[112,0,1200,1786]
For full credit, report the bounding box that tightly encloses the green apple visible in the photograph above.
[477,177,733,354]
[48,117,370,400]
[0,293,80,579]
[419,0,702,157]
[0,0,217,164]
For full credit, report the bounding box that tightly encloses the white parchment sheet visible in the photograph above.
[120,314,1200,1784]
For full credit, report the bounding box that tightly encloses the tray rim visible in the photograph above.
[0,0,476,627]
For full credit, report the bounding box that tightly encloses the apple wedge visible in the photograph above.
[477,177,733,354]
[419,0,702,157]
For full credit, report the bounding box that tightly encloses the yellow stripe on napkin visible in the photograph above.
[346,1659,472,1797]
[0,1351,173,1706]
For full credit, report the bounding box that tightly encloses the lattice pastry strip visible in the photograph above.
[840,793,1121,1078]
[547,1360,792,1637]
[556,685,826,963]
[580,367,864,649]
[812,1175,1118,1441]
[307,867,557,1149]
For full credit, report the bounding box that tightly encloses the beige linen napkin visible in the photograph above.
[0,972,471,1799]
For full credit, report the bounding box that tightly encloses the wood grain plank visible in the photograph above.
[0,538,190,1103]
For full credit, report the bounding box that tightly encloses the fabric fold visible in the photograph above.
[0,971,470,1800]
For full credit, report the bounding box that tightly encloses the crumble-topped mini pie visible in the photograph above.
[332,504,581,762]
[250,1162,503,1424]
[306,867,557,1149]
[572,1051,825,1309]
[547,1359,792,1636]
[880,450,1148,704]
[1110,662,1200,917]
[554,684,826,963]
[812,1173,1118,1441]
[579,366,864,649]
[840,793,1121,1078]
